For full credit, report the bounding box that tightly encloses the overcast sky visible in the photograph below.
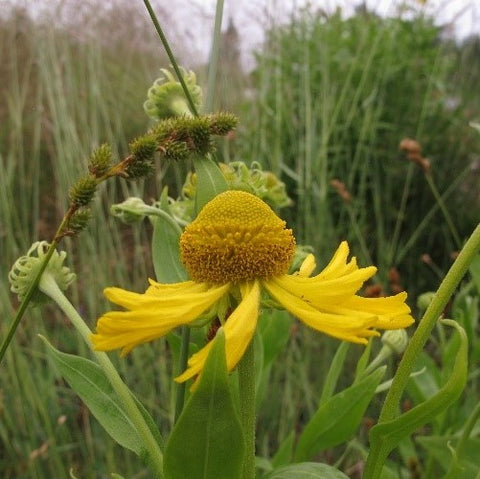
[169,0,479,66]
[3,0,479,67]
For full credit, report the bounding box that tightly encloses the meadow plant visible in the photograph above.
[3,2,480,478]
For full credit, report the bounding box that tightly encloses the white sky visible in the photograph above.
[3,0,479,68]
[170,0,479,66]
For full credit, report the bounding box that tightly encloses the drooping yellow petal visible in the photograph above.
[297,254,316,277]
[175,280,261,383]
[103,280,207,310]
[263,279,380,343]
[263,246,414,343]
[91,282,230,355]
[316,241,359,280]
[273,265,377,306]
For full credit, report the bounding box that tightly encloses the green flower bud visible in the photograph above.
[207,112,238,136]
[144,67,202,120]
[68,176,97,206]
[381,329,409,355]
[88,144,113,177]
[417,292,435,312]
[111,197,151,224]
[130,134,158,163]
[9,241,76,305]
[124,160,155,180]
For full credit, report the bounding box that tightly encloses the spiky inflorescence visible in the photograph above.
[68,207,93,233]
[68,176,97,206]
[206,112,238,135]
[130,134,158,163]
[150,113,238,162]
[88,144,113,177]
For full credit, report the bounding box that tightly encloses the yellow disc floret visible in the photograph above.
[180,190,296,284]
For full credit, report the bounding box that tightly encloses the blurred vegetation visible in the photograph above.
[1,1,480,477]
[238,7,480,300]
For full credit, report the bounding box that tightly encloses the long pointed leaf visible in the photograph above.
[164,329,244,479]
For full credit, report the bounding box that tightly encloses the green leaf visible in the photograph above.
[294,367,385,462]
[41,338,160,458]
[258,310,292,366]
[320,341,350,405]
[164,329,244,479]
[369,320,468,461]
[152,188,187,283]
[262,462,349,479]
[193,154,227,213]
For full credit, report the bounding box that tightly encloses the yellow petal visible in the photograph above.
[317,241,359,279]
[175,280,261,383]
[263,279,379,343]
[271,265,377,306]
[297,254,316,277]
[91,282,230,355]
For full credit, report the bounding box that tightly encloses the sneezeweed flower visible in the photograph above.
[9,241,76,305]
[91,190,414,383]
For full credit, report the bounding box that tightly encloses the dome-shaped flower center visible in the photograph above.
[180,190,296,284]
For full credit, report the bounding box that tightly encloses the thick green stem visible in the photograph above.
[364,222,480,477]
[40,275,164,478]
[238,340,256,479]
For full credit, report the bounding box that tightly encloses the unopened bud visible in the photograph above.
[9,241,75,305]
[381,329,409,355]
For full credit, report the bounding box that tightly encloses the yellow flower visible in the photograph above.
[91,190,414,383]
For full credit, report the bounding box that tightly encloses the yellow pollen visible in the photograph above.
[180,190,296,284]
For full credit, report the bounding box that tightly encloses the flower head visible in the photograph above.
[91,191,414,383]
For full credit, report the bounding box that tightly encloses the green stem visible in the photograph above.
[174,326,191,422]
[238,339,256,479]
[364,222,480,477]
[39,275,164,478]
[143,0,199,117]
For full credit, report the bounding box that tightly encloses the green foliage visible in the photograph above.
[242,8,480,297]
[164,329,245,479]
[151,189,188,283]
[294,366,386,462]
[41,337,163,463]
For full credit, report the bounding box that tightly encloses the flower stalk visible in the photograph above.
[364,222,480,477]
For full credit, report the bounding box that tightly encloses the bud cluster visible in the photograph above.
[150,113,238,162]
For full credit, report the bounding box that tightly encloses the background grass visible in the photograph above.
[1,1,480,477]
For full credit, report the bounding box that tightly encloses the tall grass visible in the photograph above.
[0,6,179,477]
[240,9,480,298]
